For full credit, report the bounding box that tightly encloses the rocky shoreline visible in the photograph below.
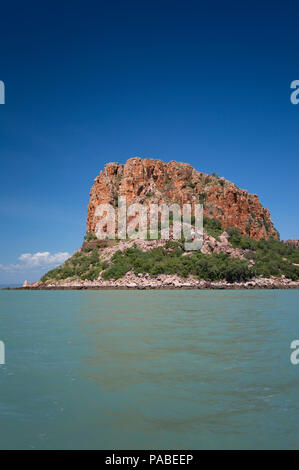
[5,273,299,290]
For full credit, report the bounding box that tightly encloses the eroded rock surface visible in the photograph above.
[87,157,278,240]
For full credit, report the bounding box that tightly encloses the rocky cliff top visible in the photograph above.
[87,157,278,240]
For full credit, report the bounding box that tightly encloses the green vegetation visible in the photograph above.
[41,248,106,282]
[84,233,98,242]
[113,195,119,207]
[203,216,223,238]
[101,245,254,282]
[99,229,299,282]
[264,220,270,233]
[226,227,299,280]
[199,192,207,204]
[187,181,196,189]
[41,221,299,284]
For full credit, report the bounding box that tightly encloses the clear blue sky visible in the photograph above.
[0,0,299,283]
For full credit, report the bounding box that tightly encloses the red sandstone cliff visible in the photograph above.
[86,157,278,240]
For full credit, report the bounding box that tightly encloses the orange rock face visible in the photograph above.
[86,157,278,240]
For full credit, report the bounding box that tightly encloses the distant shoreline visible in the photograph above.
[2,284,299,291]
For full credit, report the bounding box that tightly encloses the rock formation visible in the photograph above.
[284,239,299,248]
[29,157,299,289]
[87,157,278,240]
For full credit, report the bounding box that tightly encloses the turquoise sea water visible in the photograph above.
[0,289,298,450]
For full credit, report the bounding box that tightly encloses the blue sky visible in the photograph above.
[0,0,299,283]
